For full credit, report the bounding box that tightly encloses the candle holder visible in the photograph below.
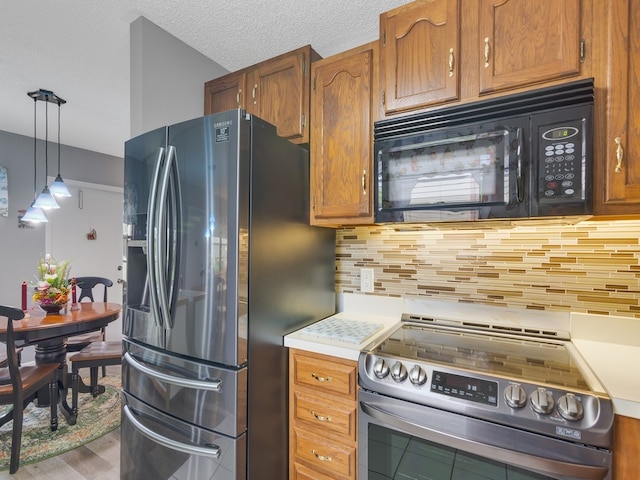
[70,277,80,311]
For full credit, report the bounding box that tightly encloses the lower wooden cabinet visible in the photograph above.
[289,349,358,479]
[614,414,640,479]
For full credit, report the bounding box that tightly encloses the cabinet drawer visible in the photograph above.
[293,427,356,478]
[292,390,357,441]
[293,461,345,480]
[292,351,357,398]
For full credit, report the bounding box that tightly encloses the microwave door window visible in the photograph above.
[378,129,515,221]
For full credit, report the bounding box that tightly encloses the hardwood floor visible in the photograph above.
[0,365,121,479]
[0,428,120,479]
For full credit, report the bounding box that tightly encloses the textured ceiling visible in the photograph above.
[0,0,411,158]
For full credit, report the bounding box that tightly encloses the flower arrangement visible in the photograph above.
[32,254,71,308]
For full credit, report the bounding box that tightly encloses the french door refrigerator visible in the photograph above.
[120,109,335,480]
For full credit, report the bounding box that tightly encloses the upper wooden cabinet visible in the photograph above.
[204,45,320,144]
[380,0,460,114]
[378,0,590,117]
[478,0,582,95]
[310,43,376,226]
[593,0,640,214]
[204,71,246,113]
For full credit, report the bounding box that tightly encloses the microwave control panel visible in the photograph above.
[538,120,585,202]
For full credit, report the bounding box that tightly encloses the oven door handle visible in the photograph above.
[360,401,609,480]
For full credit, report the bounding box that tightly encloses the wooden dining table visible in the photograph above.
[0,302,121,425]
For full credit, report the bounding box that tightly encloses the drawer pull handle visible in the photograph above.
[448,48,454,77]
[311,410,332,422]
[312,449,332,462]
[311,373,332,382]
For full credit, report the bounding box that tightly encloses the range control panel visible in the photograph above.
[358,352,613,449]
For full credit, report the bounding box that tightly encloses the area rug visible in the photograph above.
[0,375,121,471]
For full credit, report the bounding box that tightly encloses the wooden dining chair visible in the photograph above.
[0,305,59,474]
[66,276,113,364]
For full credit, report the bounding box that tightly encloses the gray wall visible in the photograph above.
[130,16,229,136]
[0,129,123,306]
[0,17,228,310]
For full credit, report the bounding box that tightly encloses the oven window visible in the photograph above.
[367,424,555,480]
[378,130,512,215]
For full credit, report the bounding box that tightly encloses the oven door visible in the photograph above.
[358,390,611,480]
[374,120,528,223]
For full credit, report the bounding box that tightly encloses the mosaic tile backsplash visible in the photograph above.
[335,219,640,318]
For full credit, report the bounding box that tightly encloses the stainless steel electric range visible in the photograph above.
[358,307,613,480]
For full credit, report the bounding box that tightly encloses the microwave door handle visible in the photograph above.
[361,401,608,480]
[147,147,165,327]
[516,129,525,203]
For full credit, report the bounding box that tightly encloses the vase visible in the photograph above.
[39,303,64,315]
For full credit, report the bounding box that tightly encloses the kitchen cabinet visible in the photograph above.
[204,45,320,144]
[379,0,460,114]
[379,0,589,117]
[204,71,246,114]
[613,414,640,479]
[310,43,376,226]
[289,349,358,480]
[593,0,640,215]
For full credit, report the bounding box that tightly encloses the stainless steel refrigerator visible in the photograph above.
[120,109,335,480]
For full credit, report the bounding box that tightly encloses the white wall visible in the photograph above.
[130,16,229,137]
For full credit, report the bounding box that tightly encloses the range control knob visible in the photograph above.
[409,365,427,386]
[390,362,408,383]
[530,388,555,414]
[372,358,389,379]
[504,384,527,408]
[557,393,584,421]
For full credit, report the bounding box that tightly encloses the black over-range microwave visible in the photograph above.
[374,78,594,223]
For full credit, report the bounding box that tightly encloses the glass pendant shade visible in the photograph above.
[21,202,48,223]
[33,185,60,209]
[49,174,71,197]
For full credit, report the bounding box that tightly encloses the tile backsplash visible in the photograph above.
[336,219,640,318]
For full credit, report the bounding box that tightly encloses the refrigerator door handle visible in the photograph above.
[124,352,222,391]
[155,145,175,328]
[165,145,182,329]
[147,147,166,327]
[123,405,221,458]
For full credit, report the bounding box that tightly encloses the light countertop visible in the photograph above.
[287,293,640,419]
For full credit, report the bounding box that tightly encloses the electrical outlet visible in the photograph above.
[360,268,374,293]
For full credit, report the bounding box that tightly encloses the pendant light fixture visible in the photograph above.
[21,95,48,223]
[49,97,71,197]
[32,91,59,210]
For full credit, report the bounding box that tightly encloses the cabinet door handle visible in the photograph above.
[362,169,367,196]
[614,137,624,173]
[311,410,332,422]
[311,372,332,382]
[484,37,491,68]
[312,449,332,462]
[449,48,455,77]
[236,89,242,107]
[252,84,258,105]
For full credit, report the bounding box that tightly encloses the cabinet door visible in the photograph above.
[380,0,460,114]
[614,415,640,480]
[204,71,246,115]
[595,0,640,214]
[310,45,375,225]
[247,46,315,144]
[478,0,582,95]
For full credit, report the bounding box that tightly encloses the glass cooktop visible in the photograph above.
[374,323,591,391]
